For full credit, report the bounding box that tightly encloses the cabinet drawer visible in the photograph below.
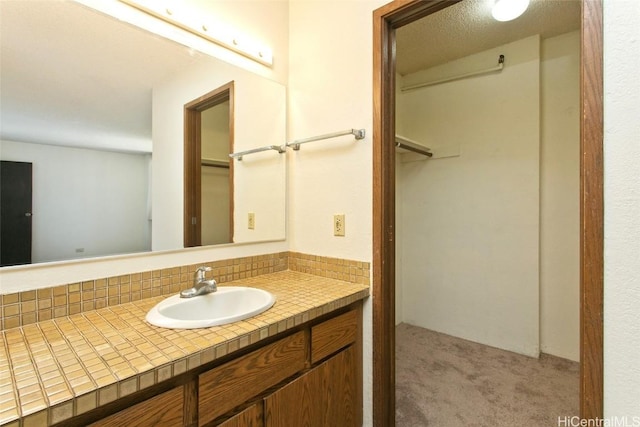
[311,309,358,364]
[198,331,306,426]
[89,386,184,427]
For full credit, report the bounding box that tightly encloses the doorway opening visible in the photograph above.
[184,82,235,247]
[372,1,603,425]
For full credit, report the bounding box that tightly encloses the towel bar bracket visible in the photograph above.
[230,145,285,161]
[289,128,366,151]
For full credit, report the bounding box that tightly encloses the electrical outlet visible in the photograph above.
[334,214,345,236]
[248,212,255,230]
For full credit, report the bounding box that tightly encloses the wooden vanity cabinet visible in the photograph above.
[212,308,361,427]
[198,331,307,426]
[65,302,362,427]
[310,309,358,364]
[263,345,358,427]
[88,386,184,427]
[215,403,263,427]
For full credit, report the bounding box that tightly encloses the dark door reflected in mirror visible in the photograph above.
[0,161,33,266]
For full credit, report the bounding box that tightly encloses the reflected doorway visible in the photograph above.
[0,160,32,266]
[184,82,234,247]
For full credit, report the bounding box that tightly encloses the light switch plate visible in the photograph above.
[334,214,345,236]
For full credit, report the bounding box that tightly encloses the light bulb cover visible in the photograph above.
[491,0,530,22]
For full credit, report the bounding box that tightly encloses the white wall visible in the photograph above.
[201,103,232,245]
[395,156,404,326]
[288,1,379,262]
[539,31,580,361]
[0,140,151,263]
[396,35,541,357]
[201,168,231,245]
[603,0,640,418]
[395,75,405,326]
[288,1,387,425]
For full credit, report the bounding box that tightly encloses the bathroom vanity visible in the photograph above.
[0,271,368,427]
[88,307,361,427]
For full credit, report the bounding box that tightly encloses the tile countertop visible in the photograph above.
[0,271,370,427]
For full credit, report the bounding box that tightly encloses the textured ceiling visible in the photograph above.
[0,0,204,152]
[396,0,581,76]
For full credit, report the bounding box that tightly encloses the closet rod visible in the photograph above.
[202,158,230,168]
[229,145,285,161]
[396,142,433,157]
[401,54,505,92]
[395,135,432,157]
[287,128,365,151]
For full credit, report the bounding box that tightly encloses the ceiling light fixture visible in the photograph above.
[73,0,273,67]
[491,0,530,22]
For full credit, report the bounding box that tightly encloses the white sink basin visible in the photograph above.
[146,286,276,329]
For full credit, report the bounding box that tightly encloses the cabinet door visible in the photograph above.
[199,331,306,426]
[216,403,263,427]
[89,386,184,427]
[263,345,358,427]
[311,309,358,364]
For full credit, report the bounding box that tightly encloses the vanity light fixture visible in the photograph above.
[491,0,530,22]
[119,0,273,66]
[72,0,273,66]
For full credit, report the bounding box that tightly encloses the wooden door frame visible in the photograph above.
[372,1,604,425]
[184,81,235,247]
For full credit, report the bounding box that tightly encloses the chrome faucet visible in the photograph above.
[180,266,217,298]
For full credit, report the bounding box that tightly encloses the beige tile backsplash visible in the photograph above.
[1,252,370,331]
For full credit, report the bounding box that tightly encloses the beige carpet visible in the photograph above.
[396,323,579,427]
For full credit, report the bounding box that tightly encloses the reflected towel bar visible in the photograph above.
[229,145,286,161]
[287,128,365,151]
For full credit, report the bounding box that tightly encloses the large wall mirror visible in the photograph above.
[0,1,286,267]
